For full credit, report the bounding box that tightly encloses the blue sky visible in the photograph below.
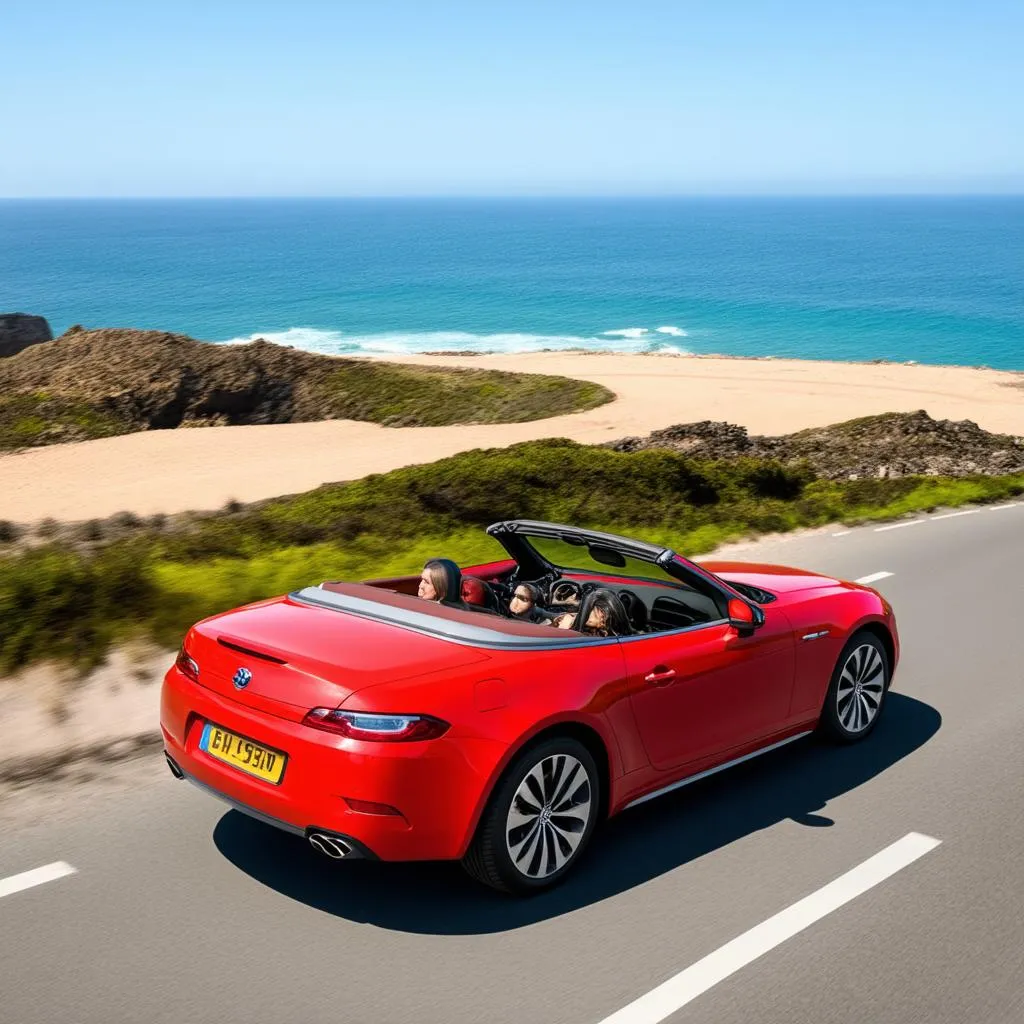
[3,0,1022,196]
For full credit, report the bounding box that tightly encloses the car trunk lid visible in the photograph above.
[187,596,491,722]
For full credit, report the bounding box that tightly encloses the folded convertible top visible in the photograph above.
[290,582,588,649]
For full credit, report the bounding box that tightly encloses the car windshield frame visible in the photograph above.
[523,534,686,588]
[485,519,739,616]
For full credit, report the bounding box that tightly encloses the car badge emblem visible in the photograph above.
[233,667,253,690]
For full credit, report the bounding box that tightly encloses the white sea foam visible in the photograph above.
[655,325,688,337]
[218,327,690,357]
[601,327,650,339]
[221,327,351,350]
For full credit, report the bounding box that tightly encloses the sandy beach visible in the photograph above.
[1,352,1020,525]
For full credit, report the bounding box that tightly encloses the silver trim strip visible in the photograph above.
[616,618,729,646]
[623,730,814,810]
[294,587,731,652]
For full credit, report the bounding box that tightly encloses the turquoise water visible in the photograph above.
[2,197,1021,368]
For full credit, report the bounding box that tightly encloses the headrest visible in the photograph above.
[461,576,490,607]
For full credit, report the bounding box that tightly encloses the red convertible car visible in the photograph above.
[161,520,898,894]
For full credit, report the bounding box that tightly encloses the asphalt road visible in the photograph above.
[2,503,1022,1024]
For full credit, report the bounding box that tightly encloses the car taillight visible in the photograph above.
[302,709,449,742]
[175,646,199,683]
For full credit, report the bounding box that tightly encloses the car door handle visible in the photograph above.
[644,666,676,686]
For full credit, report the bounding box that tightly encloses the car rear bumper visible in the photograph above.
[163,751,379,858]
[161,665,500,861]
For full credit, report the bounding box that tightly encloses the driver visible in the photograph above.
[508,582,553,624]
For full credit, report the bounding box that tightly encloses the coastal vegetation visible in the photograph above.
[0,391,134,449]
[0,327,613,449]
[1,433,1022,675]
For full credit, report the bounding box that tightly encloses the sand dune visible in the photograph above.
[1,352,1020,525]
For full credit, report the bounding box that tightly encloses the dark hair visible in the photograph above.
[575,588,631,637]
[512,582,541,604]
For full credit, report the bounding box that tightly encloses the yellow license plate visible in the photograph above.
[200,723,287,784]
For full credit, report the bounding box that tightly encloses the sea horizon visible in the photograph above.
[3,196,1022,370]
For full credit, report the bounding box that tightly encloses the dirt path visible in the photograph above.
[1,352,1020,524]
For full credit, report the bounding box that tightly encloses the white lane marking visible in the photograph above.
[931,510,976,521]
[0,861,77,901]
[874,520,925,532]
[987,502,1021,511]
[854,572,893,585]
[832,531,851,537]
[595,832,941,1024]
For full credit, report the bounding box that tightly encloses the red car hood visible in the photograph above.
[187,595,491,721]
[702,561,842,595]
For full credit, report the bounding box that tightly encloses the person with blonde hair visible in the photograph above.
[417,558,464,606]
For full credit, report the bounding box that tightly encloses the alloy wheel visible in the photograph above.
[836,643,886,733]
[505,754,592,879]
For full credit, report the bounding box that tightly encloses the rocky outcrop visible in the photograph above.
[606,411,1024,480]
[0,314,53,358]
[1,326,328,428]
[0,326,611,450]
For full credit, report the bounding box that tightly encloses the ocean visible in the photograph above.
[2,197,1021,369]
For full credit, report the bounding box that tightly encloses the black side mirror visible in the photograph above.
[727,597,764,637]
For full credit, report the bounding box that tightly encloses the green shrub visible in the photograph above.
[318,365,611,426]
[0,393,132,450]
[0,541,157,673]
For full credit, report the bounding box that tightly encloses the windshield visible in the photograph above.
[524,534,683,587]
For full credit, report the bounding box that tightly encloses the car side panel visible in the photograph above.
[622,611,797,772]
[608,719,819,815]
[778,587,897,716]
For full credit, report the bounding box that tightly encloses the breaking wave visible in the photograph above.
[601,327,650,339]
[219,327,691,356]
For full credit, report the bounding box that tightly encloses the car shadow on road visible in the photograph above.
[213,692,940,934]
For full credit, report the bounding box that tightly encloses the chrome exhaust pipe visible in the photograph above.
[165,753,185,780]
[308,833,351,859]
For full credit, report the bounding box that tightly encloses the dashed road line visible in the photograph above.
[830,501,1020,538]
[595,832,942,1024]
[854,571,893,585]
[875,520,926,533]
[0,862,77,901]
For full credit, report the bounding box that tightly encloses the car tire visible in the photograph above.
[818,631,890,743]
[462,736,600,895]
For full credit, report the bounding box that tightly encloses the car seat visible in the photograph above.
[461,575,499,613]
[618,590,649,633]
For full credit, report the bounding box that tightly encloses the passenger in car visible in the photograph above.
[508,582,553,624]
[417,558,465,607]
[554,588,631,636]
